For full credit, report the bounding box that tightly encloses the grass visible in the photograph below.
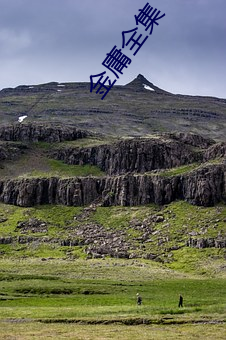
[150,159,224,178]
[0,201,225,276]
[168,247,226,276]
[24,159,105,178]
[0,199,225,338]
[1,79,226,338]
[0,140,105,179]
[157,163,200,177]
[0,203,82,236]
[32,136,116,150]
[0,153,105,179]
[0,323,225,340]
[0,221,225,338]
[91,205,159,229]
[0,257,225,337]
[58,137,116,148]
[90,202,226,274]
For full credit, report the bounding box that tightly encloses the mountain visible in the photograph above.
[0,74,226,140]
[0,123,225,263]
[0,74,225,331]
[0,83,225,266]
[124,74,171,94]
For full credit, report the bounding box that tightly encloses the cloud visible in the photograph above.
[0,0,225,97]
[0,28,31,56]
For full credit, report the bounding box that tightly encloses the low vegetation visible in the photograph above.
[0,257,225,338]
[0,142,105,179]
[0,322,225,340]
[23,159,105,178]
[0,132,225,337]
[157,163,200,177]
[1,76,226,139]
[0,201,225,277]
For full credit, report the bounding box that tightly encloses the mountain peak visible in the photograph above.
[124,74,171,94]
[137,73,147,80]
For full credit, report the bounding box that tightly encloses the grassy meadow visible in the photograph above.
[0,199,225,338]
[0,257,225,339]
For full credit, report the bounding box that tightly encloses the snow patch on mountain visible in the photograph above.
[18,115,27,123]
[143,84,155,91]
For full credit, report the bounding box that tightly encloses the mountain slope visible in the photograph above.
[0,74,226,140]
[124,74,171,94]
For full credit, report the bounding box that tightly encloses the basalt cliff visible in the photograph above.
[0,123,225,208]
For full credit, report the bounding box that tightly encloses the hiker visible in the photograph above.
[136,293,142,305]
[178,294,183,307]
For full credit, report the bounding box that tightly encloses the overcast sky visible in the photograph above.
[0,0,225,98]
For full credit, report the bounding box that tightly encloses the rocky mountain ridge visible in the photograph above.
[1,74,226,139]
[0,77,225,264]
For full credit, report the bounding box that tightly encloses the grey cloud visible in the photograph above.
[0,0,225,98]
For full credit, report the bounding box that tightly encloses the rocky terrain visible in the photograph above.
[0,142,28,161]
[0,162,225,208]
[0,74,225,262]
[52,137,202,175]
[0,124,225,209]
[0,123,90,143]
[0,202,225,262]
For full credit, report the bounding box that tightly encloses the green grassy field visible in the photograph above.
[0,258,225,339]
[0,201,225,274]
[23,159,104,178]
[0,322,225,340]
[0,199,225,338]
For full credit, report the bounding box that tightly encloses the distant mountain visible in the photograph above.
[124,74,171,94]
[0,74,226,140]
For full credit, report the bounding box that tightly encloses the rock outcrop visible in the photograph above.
[187,237,226,249]
[52,138,203,175]
[164,132,215,149]
[203,142,226,160]
[0,164,225,207]
[0,127,225,208]
[0,142,28,161]
[0,123,90,142]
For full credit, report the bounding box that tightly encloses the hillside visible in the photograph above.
[0,74,226,140]
[0,124,225,266]
[0,124,226,207]
[0,83,225,335]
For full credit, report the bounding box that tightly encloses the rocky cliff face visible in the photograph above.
[0,142,28,161]
[0,123,90,142]
[203,142,226,160]
[181,165,226,205]
[0,126,225,208]
[0,164,225,207]
[164,132,215,149]
[52,138,203,175]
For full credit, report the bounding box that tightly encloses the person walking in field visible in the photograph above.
[178,294,183,307]
[136,293,142,306]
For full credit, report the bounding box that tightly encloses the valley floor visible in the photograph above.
[0,185,225,338]
[0,322,225,340]
[0,257,225,339]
